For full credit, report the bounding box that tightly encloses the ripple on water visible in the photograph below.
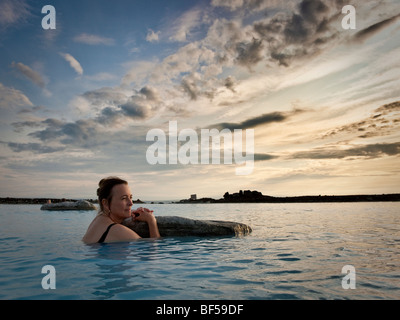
[1,203,399,300]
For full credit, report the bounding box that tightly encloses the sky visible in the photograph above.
[0,0,399,200]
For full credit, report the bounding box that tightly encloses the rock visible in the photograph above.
[40,200,97,211]
[122,216,252,237]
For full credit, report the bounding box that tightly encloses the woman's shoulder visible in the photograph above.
[105,223,141,242]
[82,214,113,243]
[83,215,141,244]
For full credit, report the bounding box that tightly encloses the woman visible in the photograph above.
[82,177,160,244]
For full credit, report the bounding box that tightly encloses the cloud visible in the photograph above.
[120,99,151,119]
[139,86,160,101]
[322,100,400,140]
[210,0,358,70]
[298,0,329,24]
[73,33,115,45]
[11,62,46,88]
[119,87,161,120]
[81,86,128,107]
[157,42,215,80]
[352,14,400,43]
[26,118,102,148]
[291,142,400,160]
[121,60,158,87]
[235,37,264,68]
[68,85,162,126]
[0,82,33,110]
[118,0,366,108]
[181,78,199,100]
[0,0,31,30]
[374,101,400,114]
[146,29,160,42]
[224,76,236,92]
[6,142,65,154]
[191,0,346,78]
[209,109,302,130]
[17,105,46,115]
[168,7,203,42]
[211,0,284,12]
[59,53,83,75]
[254,153,277,161]
[9,111,152,157]
[85,72,117,82]
[209,0,400,74]
[211,0,245,11]
[77,85,160,123]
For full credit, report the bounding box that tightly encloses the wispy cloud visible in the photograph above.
[322,101,400,140]
[209,109,304,131]
[73,33,115,46]
[59,53,83,75]
[291,142,400,160]
[211,0,286,12]
[146,29,160,42]
[11,62,45,88]
[6,142,65,154]
[352,13,400,43]
[0,0,31,30]
[168,7,203,42]
[85,72,117,82]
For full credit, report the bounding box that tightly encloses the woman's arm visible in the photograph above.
[146,216,161,238]
[132,207,161,238]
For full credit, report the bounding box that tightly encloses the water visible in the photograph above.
[0,202,399,300]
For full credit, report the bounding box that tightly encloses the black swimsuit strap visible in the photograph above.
[98,223,117,243]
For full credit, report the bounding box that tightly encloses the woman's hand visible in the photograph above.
[131,207,156,224]
[131,207,160,238]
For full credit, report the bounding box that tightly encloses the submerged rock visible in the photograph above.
[122,216,252,237]
[40,200,96,211]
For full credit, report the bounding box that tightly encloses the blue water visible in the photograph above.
[0,202,399,300]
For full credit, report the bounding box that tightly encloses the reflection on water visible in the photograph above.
[0,202,399,299]
[85,240,161,299]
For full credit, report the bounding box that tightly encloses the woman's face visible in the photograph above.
[106,183,133,222]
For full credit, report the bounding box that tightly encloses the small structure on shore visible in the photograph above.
[40,200,96,211]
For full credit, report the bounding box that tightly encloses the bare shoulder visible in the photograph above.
[106,224,141,242]
[82,216,102,243]
[82,215,112,244]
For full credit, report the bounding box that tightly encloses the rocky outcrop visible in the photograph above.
[40,200,96,211]
[122,216,252,237]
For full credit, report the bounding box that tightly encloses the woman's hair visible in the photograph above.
[97,176,128,213]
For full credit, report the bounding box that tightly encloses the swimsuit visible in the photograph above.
[98,223,117,243]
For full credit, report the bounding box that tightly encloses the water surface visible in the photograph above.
[0,202,398,299]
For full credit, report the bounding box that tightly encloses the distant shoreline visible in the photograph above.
[0,197,98,205]
[1,192,399,204]
[177,193,400,203]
